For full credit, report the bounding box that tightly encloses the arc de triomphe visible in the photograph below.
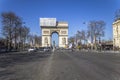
[40,18,68,47]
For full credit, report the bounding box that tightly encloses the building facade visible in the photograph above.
[113,20,120,48]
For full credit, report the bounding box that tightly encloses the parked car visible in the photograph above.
[44,47,51,52]
[28,48,36,52]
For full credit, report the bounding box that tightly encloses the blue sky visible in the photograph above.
[0,0,120,42]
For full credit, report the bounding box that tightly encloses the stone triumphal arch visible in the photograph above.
[40,18,68,47]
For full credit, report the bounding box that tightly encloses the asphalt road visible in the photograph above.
[0,50,120,80]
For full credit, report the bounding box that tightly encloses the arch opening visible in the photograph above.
[51,31,59,48]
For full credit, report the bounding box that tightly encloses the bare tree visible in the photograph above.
[81,30,87,44]
[21,26,30,50]
[13,16,22,50]
[28,34,34,47]
[76,30,87,45]
[76,30,82,44]
[17,26,30,50]
[34,35,41,47]
[87,20,106,49]
[68,37,75,44]
[1,12,17,51]
[88,21,105,43]
[115,9,120,21]
[96,21,105,43]
[1,12,30,51]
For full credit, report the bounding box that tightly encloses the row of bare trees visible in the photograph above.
[68,20,106,50]
[68,9,120,49]
[1,12,30,51]
[88,20,105,44]
[28,34,41,48]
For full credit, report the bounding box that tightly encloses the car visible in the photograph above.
[44,47,51,52]
[28,48,36,52]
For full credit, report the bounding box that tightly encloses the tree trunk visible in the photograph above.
[14,27,17,50]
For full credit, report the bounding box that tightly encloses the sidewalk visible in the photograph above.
[0,50,28,54]
[90,50,120,54]
[100,50,120,53]
[77,49,120,54]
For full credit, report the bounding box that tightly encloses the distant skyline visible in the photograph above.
[0,0,120,41]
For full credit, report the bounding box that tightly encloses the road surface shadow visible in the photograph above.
[0,52,51,68]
